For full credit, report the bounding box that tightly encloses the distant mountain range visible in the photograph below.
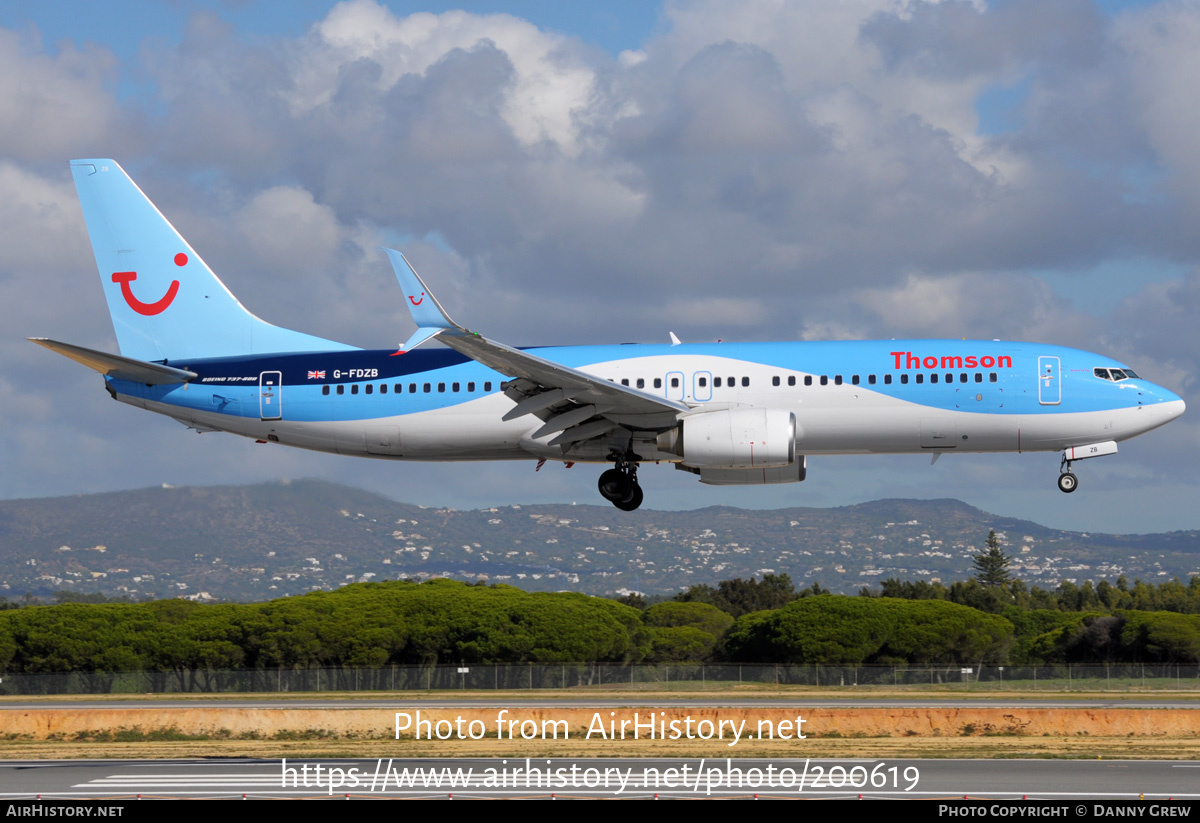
[0,480,1196,601]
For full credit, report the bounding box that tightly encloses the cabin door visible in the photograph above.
[259,371,282,420]
[1038,356,1060,405]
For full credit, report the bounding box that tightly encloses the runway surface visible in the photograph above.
[0,757,1196,799]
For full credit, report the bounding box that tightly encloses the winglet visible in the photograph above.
[385,249,457,329]
[385,248,464,354]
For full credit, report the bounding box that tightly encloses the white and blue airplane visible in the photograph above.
[33,159,1186,511]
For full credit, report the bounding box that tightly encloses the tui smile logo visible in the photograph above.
[111,253,187,315]
[408,292,425,306]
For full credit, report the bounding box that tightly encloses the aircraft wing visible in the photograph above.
[384,250,687,446]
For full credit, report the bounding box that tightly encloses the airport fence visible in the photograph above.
[0,663,1198,695]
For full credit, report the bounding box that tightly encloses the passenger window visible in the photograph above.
[915,374,923,384]
[654,378,662,389]
[395,384,402,393]
[484,381,492,391]
[900,374,908,385]
[974,373,982,383]
[884,374,892,385]
[365,384,373,395]
[637,378,644,389]
[930,373,938,384]
[409,383,417,393]
[834,375,843,385]
[959,373,968,383]
[788,376,796,386]
[820,376,828,386]
[423,383,431,393]
[698,376,707,387]
[467,382,475,392]
[671,377,680,388]
[772,376,780,386]
[438,383,446,392]
[452,382,460,392]
[352,384,359,395]
[804,376,813,386]
[714,377,722,388]
[337,385,345,395]
[727,376,735,386]
[989,373,997,383]
[380,384,387,394]
[852,375,860,385]
[322,385,330,396]
[621,378,629,386]
[741,377,750,387]
[868,374,877,385]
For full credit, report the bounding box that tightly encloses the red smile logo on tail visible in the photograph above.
[409,292,425,305]
[112,271,179,315]
[111,253,186,316]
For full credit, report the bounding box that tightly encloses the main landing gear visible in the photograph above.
[1058,454,1078,494]
[598,458,643,511]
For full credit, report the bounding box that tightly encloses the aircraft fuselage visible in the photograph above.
[112,339,1184,466]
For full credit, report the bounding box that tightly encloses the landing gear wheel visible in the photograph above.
[1057,472,1078,493]
[598,468,632,502]
[613,483,643,511]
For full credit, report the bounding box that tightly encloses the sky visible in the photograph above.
[2,0,1199,535]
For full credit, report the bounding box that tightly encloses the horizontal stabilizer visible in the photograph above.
[29,338,197,384]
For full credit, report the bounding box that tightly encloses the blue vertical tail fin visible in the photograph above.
[70,159,356,361]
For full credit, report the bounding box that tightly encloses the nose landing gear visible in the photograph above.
[1054,441,1119,492]
[598,457,643,511]
[1057,470,1078,493]
[1058,453,1078,493]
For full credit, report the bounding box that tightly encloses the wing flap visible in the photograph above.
[530,404,612,439]
[546,419,616,447]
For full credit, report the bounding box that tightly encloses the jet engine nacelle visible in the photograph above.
[657,407,796,468]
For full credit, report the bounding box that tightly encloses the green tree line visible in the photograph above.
[2,569,1200,677]
[3,529,1200,674]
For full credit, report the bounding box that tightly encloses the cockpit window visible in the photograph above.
[1095,367,1138,381]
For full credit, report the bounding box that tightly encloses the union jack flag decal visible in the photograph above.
[307,370,326,380]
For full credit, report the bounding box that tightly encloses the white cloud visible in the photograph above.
[0,27,120,162]
[235,186,344,272]
[294,1,597,155]
[1113,3,1200,216]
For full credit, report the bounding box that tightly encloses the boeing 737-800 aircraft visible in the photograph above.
[33,160,1186,510]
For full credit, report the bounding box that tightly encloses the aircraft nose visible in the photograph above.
[1162,397,1186,422]
[1150,385,1185,422]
